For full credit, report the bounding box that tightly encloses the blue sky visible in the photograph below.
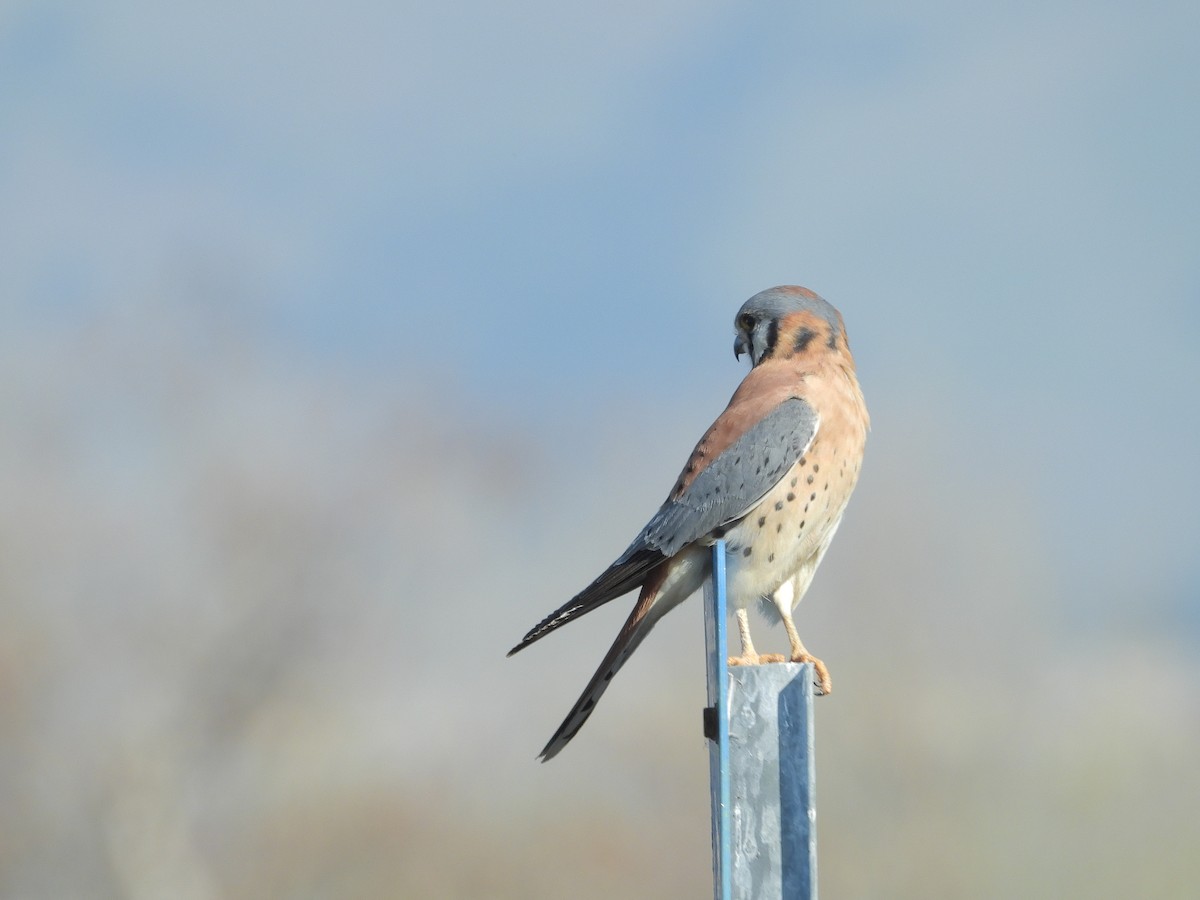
[6,0,1197,623]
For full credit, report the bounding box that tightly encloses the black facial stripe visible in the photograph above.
[762,319,779,360]
[792,327,816,355]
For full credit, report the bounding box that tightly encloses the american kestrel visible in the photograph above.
[509,286,869,761]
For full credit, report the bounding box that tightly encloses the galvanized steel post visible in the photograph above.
[705,541,818,900]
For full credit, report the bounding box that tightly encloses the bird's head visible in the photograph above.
[733,286,848,367]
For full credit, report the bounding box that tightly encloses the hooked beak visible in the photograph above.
[734,333,748,361]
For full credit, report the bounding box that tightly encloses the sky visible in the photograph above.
[7,0,1198,619]
[2,1,1199,896]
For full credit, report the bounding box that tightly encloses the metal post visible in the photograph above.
[728,662,818,898]
[705,543,818,900]
[703,541,732,900]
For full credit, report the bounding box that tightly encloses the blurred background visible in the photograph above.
[3,1,1199,897]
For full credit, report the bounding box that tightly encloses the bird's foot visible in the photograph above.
[727,653,787,666]
[792,652,832,696]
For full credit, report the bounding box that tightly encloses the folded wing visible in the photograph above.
[508,396,818,656]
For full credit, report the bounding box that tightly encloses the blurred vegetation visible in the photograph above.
[1,296,1197,899]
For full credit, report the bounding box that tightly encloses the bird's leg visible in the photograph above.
[779,608,832,695]
[728,607,785,666]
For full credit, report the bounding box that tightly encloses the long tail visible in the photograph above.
[538,567,671,761]
[507,547,662,657]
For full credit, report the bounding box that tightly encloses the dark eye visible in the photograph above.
[738,314,755,330]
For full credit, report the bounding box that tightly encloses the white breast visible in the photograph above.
[720,455,853,612]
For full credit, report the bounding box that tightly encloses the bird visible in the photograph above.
[508,286,869,761]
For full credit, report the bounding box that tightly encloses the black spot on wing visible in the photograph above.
[634,397,818,557]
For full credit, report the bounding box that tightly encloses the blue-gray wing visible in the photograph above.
[508,396,817,656]
[631,396,818,558]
